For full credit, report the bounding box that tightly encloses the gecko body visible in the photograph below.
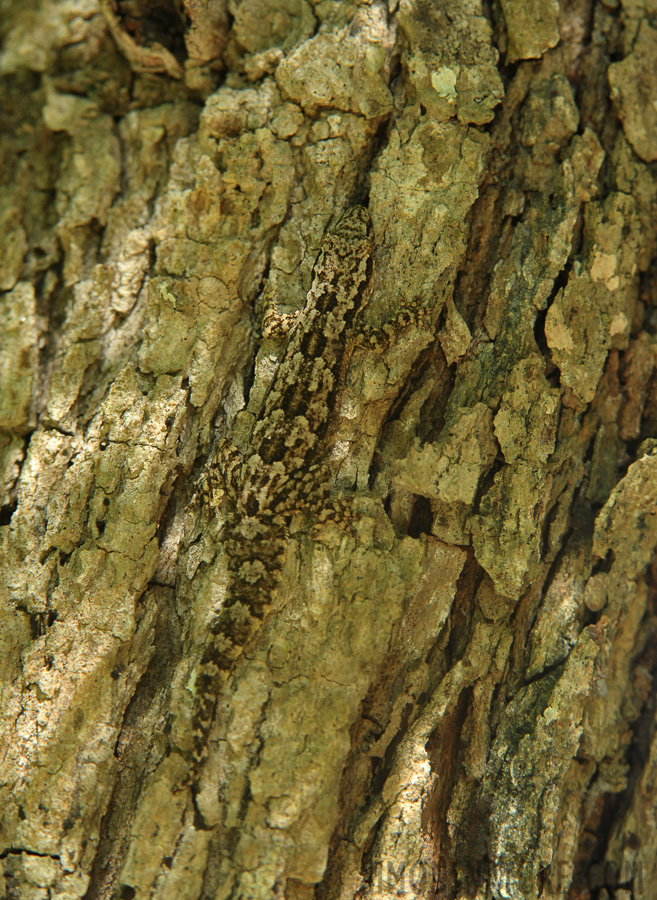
[191,206,375,771]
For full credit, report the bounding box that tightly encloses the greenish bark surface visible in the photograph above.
[1,1,657,899]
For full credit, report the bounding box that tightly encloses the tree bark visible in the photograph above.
[1,1,657,899]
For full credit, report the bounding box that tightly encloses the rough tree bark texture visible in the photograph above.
[1,1,657,898]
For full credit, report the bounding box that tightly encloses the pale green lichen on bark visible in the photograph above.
[498,0,561,62]
[276,26,393,119]
[608,3,657,162]
[397,0,504,125]
[545,192,641,404]
[0,283,38,433]
[0,3,200,892]
[2,0,657,899]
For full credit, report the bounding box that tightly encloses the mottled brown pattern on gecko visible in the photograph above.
[191,206,375,774]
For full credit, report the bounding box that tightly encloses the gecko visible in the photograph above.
[190,205,375,774]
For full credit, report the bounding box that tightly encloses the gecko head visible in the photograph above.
[321,205,375,285]
[306,204,376,318]
[332,205,373,245]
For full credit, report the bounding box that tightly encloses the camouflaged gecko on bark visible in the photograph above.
[190,206,375,775]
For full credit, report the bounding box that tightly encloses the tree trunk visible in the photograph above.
[1,1,657,898]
